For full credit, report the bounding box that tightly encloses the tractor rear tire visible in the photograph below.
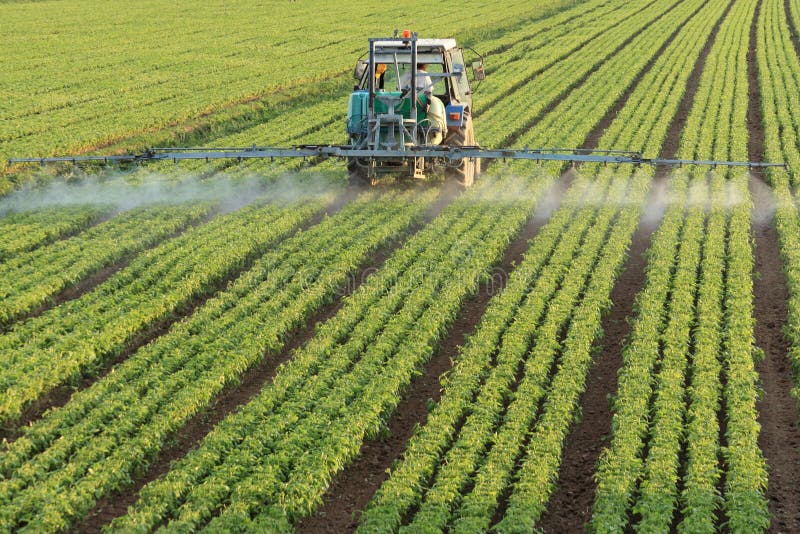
[443,113,479,188]
[347,158,373,187]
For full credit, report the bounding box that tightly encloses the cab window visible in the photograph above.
[380,63,408,92]
[449,50,471,100]
[427,63,446,96]
[377,63,446,96]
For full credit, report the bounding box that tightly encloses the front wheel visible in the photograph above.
[443,113,479,188]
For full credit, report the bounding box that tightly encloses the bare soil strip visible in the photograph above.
[295,174,572,534]
[748,3,800,529]
[537,2,736,528]
[72,185,454,533]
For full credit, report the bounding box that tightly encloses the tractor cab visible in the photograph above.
[346,31,485,186]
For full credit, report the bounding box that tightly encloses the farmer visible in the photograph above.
[400,63,433,99]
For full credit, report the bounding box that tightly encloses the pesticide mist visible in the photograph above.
[0,171,340,216]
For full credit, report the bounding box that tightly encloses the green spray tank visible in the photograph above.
[347,91,446,147]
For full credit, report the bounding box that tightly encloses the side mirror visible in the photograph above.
[472,61,486,81]
[354,60,368,81]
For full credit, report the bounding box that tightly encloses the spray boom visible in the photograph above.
[6,145,787,172]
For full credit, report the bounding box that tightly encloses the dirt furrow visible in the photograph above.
[535,173,664,532]
[750,174,800,533]
[784,0,800,57]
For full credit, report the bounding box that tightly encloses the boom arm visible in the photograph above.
[6,145,786,170]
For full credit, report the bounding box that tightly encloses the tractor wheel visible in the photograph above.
[443,113,479,188]
[347,158,373,187]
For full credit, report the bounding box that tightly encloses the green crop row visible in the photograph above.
[0,203,212,328]
[0,189,433,532]
[0,205,107,262]
[593,0,769,530]
[475,0,652,118]
[106,175,550,532]
[494,171,646,534]
[684,0,768,529]
[0,197,329,425]
[631,177,705,532]
[357,174,599,532]
[488,0,736,508]
[677,173,725,533]
[752,0,800,528]
[495,0,735,526]
[723,172,769,531]
[2,0,666,192]
[478,0,691,148]
[1,0,636,193]
[453,173,638,534]
[404,173,620,533]
[590,177,688,531]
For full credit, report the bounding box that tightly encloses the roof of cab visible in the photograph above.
[372,38,458,51]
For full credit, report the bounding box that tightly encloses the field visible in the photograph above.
[2,0,800,532]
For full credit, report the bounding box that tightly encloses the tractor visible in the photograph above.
[346,30,485,187]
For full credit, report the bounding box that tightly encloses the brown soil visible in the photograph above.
[748,4,800,530]
[295,173,573,534]
[73,188,452,533]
